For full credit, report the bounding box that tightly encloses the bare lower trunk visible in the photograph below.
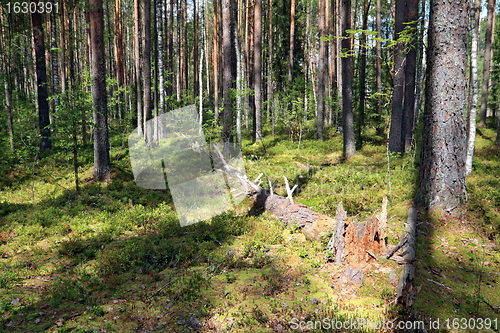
[134,0,143,136]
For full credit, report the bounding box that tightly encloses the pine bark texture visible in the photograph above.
[341,0,355,157]
[31,10,52,151]
[89,0,111,182]
[416,0,468,210]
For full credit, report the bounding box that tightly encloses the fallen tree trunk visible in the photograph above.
[396,207,419,307]
[212,144,387,250]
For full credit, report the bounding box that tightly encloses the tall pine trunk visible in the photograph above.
[213,0,220,120]
[31,10,52,151]
[89,0,111,182]
[416,0,468,210]
[342,0,355,157]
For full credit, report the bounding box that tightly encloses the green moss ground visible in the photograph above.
[0,123,498,332]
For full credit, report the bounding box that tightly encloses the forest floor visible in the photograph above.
[0,122,499,332]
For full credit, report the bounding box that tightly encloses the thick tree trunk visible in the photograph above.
[341,0,355,157]
[466,0,480,174]
[254,0,262,141]
[402,0,418,152]
[389,0,406,154]
[478,0,496,126]
[89,0,111,182]
[134,0,143,136]
[416,0,468,210]
[317,0,326,140]
[31,10,52,151]
[142,0,153,145]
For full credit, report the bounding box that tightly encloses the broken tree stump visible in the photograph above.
[327,197,388,264]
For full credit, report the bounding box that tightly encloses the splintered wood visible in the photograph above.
[327,197,388,264]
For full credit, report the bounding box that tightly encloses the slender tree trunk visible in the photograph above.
[375,0,382,135]
[389,0,406,154]
[416,0,468,210]
[317,0,326,140]
[288,0,296,84]
[402,0,418,152]
[413,0,427,128]
[267,0,273,135]
[222,0,233,142]
[357,0,369,145]
[31,10,52,151]
[168,0,174,99]
[59,0,67,94]
[89,0,111,182]
[330,0,336,126]
[199,0,205,131]
[115,0,125,120]
[134,0,143,136]
[0,6,14,151]
[336,0,342,114]
[50,0,60,121]
[478,0,496,126]
[143,0,153,145]
[285,0,296,135]
[157,0,165,138]
[247,1,255,139]
[213,0,220,120]
[342,0,355,157]
[466,0,480,174]
[235,0,242,145]
[253,0,262,142]
[194,0,199,98]
[183,0,188,94]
